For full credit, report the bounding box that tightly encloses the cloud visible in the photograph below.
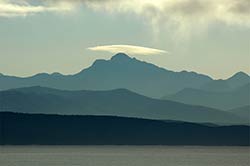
[87,45,168,55]
[0,0,74,17]
[80,0,250,36]
[1,0,249,36]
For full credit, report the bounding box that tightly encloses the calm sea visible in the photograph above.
[0,146,249,166]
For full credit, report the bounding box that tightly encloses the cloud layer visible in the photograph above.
[49,0,250,27]
[0,0,73,17]
[81,0,250,36]
[88,45,168,55]
[1,0,249,35]
[2,0,249,24]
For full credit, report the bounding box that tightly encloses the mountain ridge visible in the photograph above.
[0,86,247,124]
[0,53,249,98]
[0,54,249,80]
[0,53,214,97]
[164,83,250,110]
[0,112,249,145]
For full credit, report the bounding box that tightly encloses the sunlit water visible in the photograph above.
[0,146,249,166]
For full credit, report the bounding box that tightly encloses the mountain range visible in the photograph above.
[1,53,249,100]
[1,112,249,145]
[0,53,213,98]
[0,53,249,146]
[0,86,248,124]
[164,83,250,110]
[0,53,249,124]
[200,72,250,92]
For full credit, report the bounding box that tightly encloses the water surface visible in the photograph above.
[0,146,249,166]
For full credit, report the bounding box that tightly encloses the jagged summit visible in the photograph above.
[111,52,131,61]
[90,53,132,67]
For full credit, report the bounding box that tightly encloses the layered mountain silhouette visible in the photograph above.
[0,112,249,145]
[0,86,247,124]
[0,53,213,98]
[200,72,250,92]
[0,53,249,146]
[0,53,249,124]
[164,83,250,110]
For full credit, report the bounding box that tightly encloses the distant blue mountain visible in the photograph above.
[229,105,250,121]
[163,71,250,110]
[0,53,212,98]
[200,72,250,92]
[0,86,247,124]
[164,83,250,110]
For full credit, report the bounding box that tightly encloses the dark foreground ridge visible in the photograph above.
[0,112,249,146]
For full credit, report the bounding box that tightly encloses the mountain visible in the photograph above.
[0,112,249,145]
[0,53,212,98]
[0,86,247,124]
[229,105,250,121]
[200,72,250,92]
[164,83,250,110]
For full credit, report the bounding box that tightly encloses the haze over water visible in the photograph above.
[0,146,249,166]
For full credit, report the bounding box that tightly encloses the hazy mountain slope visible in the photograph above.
[0,53,212,98]
[200,72,250,92]
[0,86,246,124]
[229,105,250,121]
[0,112,249,145]
[164,83,250,110]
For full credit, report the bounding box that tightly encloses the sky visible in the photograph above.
[0,0,249,79]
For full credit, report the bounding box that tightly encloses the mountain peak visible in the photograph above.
[226,71,250,89]
[229,71,250,80]
[111,53,131,61]
[51,72,63,76]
